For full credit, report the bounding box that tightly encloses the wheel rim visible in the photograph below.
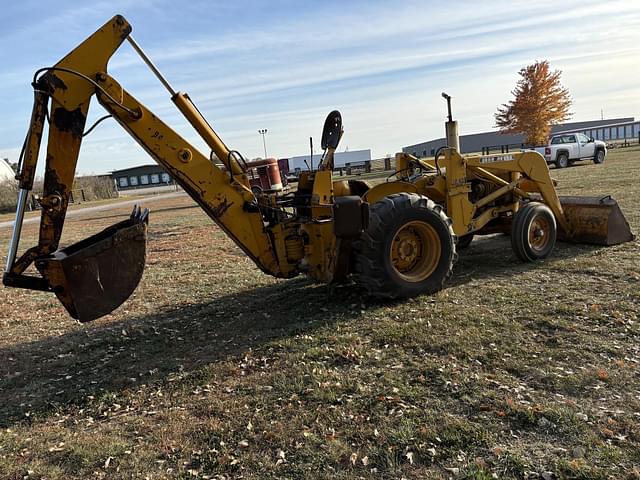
[559,155,567,167]
[597,151,604,162]
[528,216,551,253]
[390,221,441,282]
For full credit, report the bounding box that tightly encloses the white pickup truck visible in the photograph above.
[535,133,607,168]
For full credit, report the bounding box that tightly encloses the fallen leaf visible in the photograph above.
[406,451,414,464]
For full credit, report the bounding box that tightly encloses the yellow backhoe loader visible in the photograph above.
[3,16,634,322]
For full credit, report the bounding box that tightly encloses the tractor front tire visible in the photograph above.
[511,202,557,262]
[353,193,456,298]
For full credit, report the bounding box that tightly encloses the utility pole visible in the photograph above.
[258,129,268,158]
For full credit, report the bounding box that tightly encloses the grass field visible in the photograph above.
[1,147,639,479]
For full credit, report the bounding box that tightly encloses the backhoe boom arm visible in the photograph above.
[4,15,287,321]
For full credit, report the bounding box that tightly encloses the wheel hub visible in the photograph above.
[529,218,551,251]
[390,221,441,282]
[397,235,419,262]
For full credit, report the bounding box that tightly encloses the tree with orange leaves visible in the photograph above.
[495,60,572,146]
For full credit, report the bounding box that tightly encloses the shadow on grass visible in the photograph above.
[0,277,358,428]
[0,234,600,428]
[450,233,601,287]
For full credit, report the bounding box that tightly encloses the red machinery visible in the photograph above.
[246,158,286,194]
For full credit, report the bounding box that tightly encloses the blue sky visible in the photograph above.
[1,0,639,174]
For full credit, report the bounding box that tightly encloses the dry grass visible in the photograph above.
[0,147,639,479]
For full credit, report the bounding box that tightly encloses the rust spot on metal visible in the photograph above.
[558,195,635,245]
[53,107,86,138]
[114,15,132,41]
[40,72,68,93]
[210,198,233,218]
[40,160,72,252]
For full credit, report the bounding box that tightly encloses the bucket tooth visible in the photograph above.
[35,207,149,322]
[558,195,635,246]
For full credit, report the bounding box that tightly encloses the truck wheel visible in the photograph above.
[251,185,263,196]
[353,193,456,298]
[555,153,568,169]
[511,202,556,262]
[594,149,605,164]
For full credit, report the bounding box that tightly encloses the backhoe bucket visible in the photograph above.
[35,207,149,322]
[558,195,635,245]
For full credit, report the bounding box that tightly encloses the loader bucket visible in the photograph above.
[35,207,149,322]
[558,195,635,245]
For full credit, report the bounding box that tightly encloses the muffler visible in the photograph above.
[558,195,635,245]
[35,207,149,322]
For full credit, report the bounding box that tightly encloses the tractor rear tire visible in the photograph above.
[353,193,456,298]
[511,202,557,262]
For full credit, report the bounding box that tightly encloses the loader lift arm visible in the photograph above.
[3,15,293,321]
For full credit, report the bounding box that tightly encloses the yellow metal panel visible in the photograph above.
[442,150,474,235]
[466,151,570,233]
[35,16,132,253]
[363,181,418,204]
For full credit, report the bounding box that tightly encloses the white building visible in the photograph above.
[288,149,371,172]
